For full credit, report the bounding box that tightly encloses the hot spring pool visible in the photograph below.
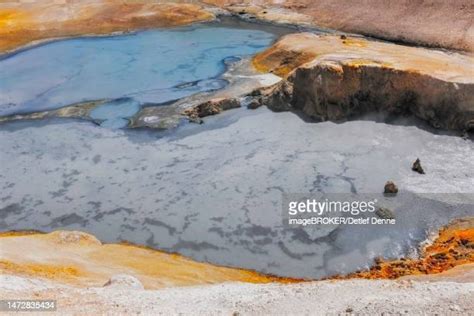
[0,24,276,127]
[1,22,473,279]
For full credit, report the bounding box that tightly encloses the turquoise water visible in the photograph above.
[0,25,275,127]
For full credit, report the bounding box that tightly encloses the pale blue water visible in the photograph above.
[0,25,275,127]
[89,98,141,129]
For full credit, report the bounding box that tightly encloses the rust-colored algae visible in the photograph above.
[331,218,474,280]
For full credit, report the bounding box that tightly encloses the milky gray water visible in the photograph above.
[1,107,473,278]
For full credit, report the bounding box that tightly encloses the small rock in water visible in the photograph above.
[384,181,398,195]
[375,207,395,219]
[374,257,384,264]
[412,158,425,174]
[188,116,204,124]
[103,274,144,290]
[248,88,262,97]
[247,99,262,110]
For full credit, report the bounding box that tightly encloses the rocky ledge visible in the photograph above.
[252,33,474,132]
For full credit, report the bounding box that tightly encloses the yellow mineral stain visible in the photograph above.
[346,59,379,67]
[0,10,21,27]
[252,33,474,83]
[0,230,43,237]
[342,38,367,47]
[0,1,214,54]
[253,48,318,77]
[0,231,302,289]
[0,260,83,280]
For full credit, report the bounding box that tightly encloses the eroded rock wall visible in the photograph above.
[253,33,474,131]
[291,61,474,131]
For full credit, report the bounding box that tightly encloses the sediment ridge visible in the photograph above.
[1,218,473,288]
[0,230,297,290]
